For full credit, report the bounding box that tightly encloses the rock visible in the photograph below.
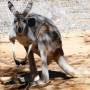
[0,77,12,84]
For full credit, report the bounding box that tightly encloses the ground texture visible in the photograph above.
[0,30,90,90]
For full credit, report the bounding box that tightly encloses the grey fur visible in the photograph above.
[8,1,81,85]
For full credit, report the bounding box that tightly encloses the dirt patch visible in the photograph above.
[0,30,90,90]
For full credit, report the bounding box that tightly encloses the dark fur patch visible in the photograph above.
[8,1,13,10]
[55,48,64,56]
[46,31,59,42]
[28,18,36,27]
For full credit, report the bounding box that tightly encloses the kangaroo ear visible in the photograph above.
[23,1,33,17]
[28,18,36,27]
[8,1,19,17]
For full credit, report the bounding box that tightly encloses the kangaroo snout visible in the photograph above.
[17,27,23,33]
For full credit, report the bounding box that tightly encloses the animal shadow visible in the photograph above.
[39,70,71,80]
[4,70,71,90]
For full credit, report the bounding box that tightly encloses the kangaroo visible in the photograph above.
[8,0,82,86]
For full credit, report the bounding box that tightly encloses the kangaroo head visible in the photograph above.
[8,1,33,35]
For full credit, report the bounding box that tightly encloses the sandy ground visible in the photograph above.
[0,30,90,90]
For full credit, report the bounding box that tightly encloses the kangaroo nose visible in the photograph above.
[18,27,22,33]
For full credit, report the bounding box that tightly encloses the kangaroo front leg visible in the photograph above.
[12,43,21,66]
[19,46,29,65]
[28,46,40,82]
[11,43,27,66]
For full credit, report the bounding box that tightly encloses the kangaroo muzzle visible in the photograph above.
[18,27,23,33]
[16,27,24,35]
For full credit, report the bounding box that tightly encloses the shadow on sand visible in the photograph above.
[4,70,71,90]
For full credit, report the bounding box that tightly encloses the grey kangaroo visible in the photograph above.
[8,1,81,86]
